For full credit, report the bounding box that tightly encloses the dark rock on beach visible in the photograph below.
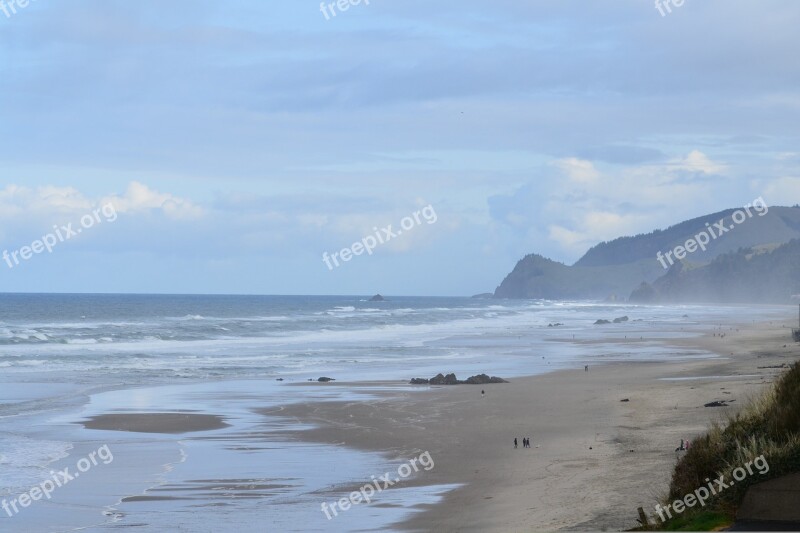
[594,317,628,324]
[704,400,728,407]
[317,377,335,382]
[414,372,508,385]
[464,373,509,384]
[429,373,447,385]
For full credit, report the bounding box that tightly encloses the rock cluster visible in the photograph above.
[410,373,509,385]
[594,316,629,325]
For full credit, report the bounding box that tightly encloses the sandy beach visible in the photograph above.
[257,318,800,531]
[3,307,796,532]
[83,412,231,434]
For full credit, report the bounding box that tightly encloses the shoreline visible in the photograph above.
[259,317,800,531]
[2,308,797,531]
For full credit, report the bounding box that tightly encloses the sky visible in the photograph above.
[1,0,799,295]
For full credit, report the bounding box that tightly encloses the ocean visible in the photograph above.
[0,295,789,531]
[0,294,745,385]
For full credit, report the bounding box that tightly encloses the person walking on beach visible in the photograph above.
[585,365,589,372]
[514,438,518,449]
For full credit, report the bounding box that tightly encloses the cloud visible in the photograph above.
[762,177,800,205]
[488,150,735,261]
[102,181,204,219]
[1,0,799,294]
[0,185,92,218]
[671,150,727,175]
[553,158,600,183]
[548,211,650,255]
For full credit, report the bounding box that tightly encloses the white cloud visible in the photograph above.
[548,211,649,255]
[0,181,203,222]
[102,181,204,219]
[762,177,800,204]
[671,150,727,175]
[553,158,600,183]
[0,185,93,218]
[490,149,736,261]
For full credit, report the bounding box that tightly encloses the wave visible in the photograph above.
[174,315,205,321]
[8,331,50,341]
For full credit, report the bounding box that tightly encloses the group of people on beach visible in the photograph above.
[675,438,691,452]
[514,437,532,448]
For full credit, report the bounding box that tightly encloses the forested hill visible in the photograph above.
[494,205,800,302]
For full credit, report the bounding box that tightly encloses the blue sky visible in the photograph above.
[1,0,799,295]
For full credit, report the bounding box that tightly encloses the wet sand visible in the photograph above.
[261,319,800,531]
[82,412,230,433]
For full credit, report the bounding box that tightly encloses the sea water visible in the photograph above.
[0,294,790,531]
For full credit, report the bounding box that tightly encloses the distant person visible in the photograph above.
[675,439,685,452]
[481,389,485,397]
[585,365,589,372]
[514,438,518,449]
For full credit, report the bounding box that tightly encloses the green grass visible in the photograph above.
[659,511,731,531]
[652,361,800,530]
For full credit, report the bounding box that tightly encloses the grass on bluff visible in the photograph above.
[650,361,800,530]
